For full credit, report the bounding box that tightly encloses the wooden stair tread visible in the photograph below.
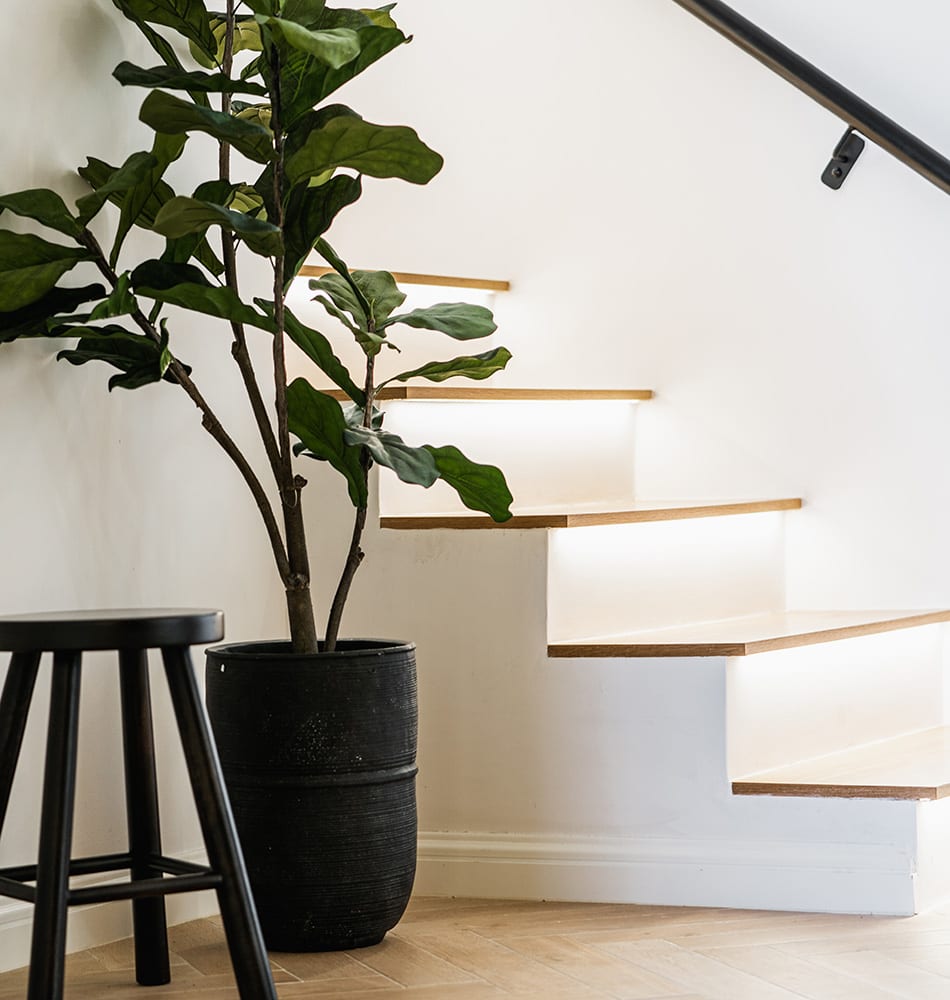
[300,266,510,291]
[381,498,802,530]
[547,610,950,658]
[733,726,950,800]
[325,387,654,402]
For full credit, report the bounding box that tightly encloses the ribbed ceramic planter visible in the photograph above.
[205,639,417,952]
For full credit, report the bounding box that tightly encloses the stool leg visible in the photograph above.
[119,648,171,986]
[0,651,41,837]
[161,646,277,1000]
[28,651,82,1000]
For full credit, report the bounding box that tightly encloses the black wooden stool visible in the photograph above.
[0,609,277,1000]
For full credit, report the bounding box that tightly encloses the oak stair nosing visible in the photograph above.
[381,498,802,531]
[299,266,510,291]
[731,779,950,801]
[731,726,950,801]
[324,386,654,402]
[547,610,950,659]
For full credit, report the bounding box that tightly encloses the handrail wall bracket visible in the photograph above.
[671,0,950,198]
[822,128,866,191]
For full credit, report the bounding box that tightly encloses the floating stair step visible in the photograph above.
[733,726,950,800]
[382,498,802,531]
[299,267,511,292]
[547,610,950,658]
[326,387,654,402]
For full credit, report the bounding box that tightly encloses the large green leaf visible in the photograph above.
[131,259,276,331]
[425,445,513,522]
[161,231,226,277]
[255,103,350,216]
[153,196,282,256]
[361,5,398,29]
[113,61,267,95]
[88,273,138,321]
[116,0,216,58]
[343,425,439,487]
[57,273,139,325]
[309,276,364,334]
[257,17,360,69]
[110,0,205,89]
[0,284,106,343]
[54,323,179,391]
[283,102,356,159]
[314,238,369,307]
[286,113,443,186]
[383,302,497,340]
[385,347,513,386]
[0,232,92,312]
[111,133,188,267]
[279,19,406,124]
[283,174,362,280]
[309,246,367,326]
[139,91,273,164]
[308,272,390,356]
[190,16,263,69]
[79,146,222,276]
[287,378,367,506]
[281,0,328,29]
[0,190,82,239]
[131,259,210,289]
[76,150,158,226]
[275,304,364,404]
[351,270,405,327]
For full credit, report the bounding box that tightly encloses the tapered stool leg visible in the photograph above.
[119,648,171,986]
[28,651,82,1000]
[0,652,41,835]
[161,646,277,1000]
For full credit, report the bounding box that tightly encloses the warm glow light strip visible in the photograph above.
[299,266,510,292]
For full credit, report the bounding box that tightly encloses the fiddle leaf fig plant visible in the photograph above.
[0,0,513,653]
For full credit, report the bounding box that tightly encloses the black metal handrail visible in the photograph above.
[672,0,950,196]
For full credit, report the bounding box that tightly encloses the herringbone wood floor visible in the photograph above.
[3,896,950,998]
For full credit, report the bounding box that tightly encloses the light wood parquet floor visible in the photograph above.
[4,896,950,999]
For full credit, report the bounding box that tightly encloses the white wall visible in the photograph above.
[0,0,288,969]
[4,0,950,967]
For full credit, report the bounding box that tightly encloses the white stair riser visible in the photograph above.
[547,512,786,641]
[379,399,640,514]
[727,625,949,778]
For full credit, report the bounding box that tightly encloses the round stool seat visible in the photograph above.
[0,609,224,652]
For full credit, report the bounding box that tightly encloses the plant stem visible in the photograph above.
[324,354,375,651]
[219,0,284,485]
[269,45,318,653]
[81,229,292,585]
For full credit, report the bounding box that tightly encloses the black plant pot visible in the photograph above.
[205,639,418,952]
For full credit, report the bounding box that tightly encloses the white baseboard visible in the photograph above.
[0,848,217,975]
[416,831,918,917]
[0,831,922,973]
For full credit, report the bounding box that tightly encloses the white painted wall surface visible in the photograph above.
[0,0,288,970]
[3,0,950,967]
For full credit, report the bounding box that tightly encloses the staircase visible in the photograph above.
[361,378,950,917]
